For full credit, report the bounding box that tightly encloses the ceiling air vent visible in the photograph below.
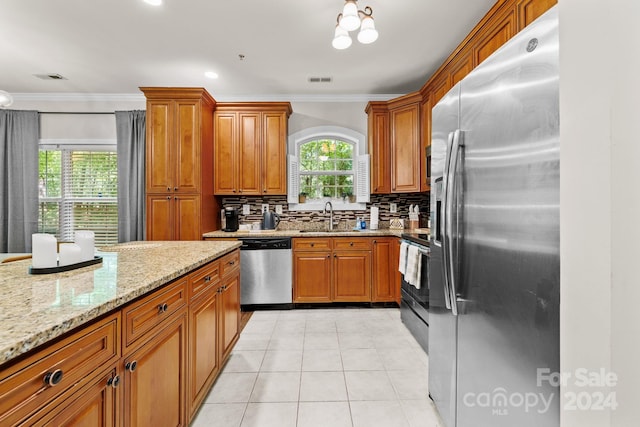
[34,73,68,80]
[308,77,332,83]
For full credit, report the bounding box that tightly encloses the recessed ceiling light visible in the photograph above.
[204,71,219,79]
[143,0,162,6]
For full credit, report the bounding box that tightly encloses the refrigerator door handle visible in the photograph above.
[446,129,464,316]
[441,131,455,311]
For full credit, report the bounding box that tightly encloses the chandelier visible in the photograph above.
[332,0,379,50]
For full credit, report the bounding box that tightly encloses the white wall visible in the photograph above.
[288,101,368,136]
[10,96,146,140]
[560,1,640,426]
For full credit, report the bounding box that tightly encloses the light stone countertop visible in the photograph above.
[0,240,241,366]
[202,229,404,238]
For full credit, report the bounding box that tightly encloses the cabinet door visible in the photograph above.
[390,104,421,193]
[430,73,451,105]
[188,288,219,419]
[146,195,173,241]
[368,111,391,194]
[473,8,516,66]
[31,367,119,427]
[449,50,474,87]
[333,250,371,302]
[174,101,200,193]
[293,251,332,302]
[146,101,173,194]
[174,195,201,241]
[220,272,240,363]
[123,312,187,427]
[262,112,288,195]
[517,0,557,30]
[371,239,397,302]
[213,112,237,195]
[420,97,431,192]
[238,112,262,195]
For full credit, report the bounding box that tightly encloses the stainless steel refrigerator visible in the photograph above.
[429,6,559,427]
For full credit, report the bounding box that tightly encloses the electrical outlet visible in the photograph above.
[275,204,283,214]
[261,203,269,213]
[390,203,397,213]
[242,204,250,215]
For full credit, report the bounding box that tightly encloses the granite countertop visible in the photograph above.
[203,229,405,238]
[0,240,241,366]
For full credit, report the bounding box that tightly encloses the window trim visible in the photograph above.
[38,139,118,245]
[288,126,368,211]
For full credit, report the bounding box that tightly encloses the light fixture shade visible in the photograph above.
[0,90,13,108]
[357,16,378,44]
[332,25,352,49]
[339,1,360,31]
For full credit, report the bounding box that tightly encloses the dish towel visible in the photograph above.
[399,241,409,275]
[405,245,420,288]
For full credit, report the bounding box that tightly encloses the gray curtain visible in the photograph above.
[116,110,146,243]
[0,110,39,253]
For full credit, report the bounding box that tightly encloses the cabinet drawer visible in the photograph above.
[220,249,240,277]
[293,238,332,251]
[332,238,372,251]
[190,260,221,300]
[123,278,187,349]
[0,313,120,426]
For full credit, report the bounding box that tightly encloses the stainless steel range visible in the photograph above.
[399,233,430,354]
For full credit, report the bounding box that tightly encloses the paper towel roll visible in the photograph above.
[370,206,379,230]
[75,231,95,262]
[32,234,58,268]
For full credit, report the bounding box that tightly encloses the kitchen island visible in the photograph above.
[0,240,241,426]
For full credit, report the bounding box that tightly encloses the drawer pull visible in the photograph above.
[167,187,171,191]
[158,303,168,313]
[228,261,235,266]
[174,187,178,191]
[310,243,315,247]
[125,361,138,372]
[204,275,211,283]
[350,242,354,246]
[107,375,121,388]
[44,369,63,387]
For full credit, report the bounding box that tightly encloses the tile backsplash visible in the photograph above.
[219,193,430,230]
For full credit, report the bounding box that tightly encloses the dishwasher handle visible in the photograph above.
[239,238,292,250]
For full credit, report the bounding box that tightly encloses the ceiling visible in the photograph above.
[0,0,496,100]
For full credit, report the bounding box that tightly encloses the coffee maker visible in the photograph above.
[222,207,239,232]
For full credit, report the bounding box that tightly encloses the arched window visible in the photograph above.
[288,126,369,210]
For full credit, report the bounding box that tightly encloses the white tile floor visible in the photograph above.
[191,308,444,427]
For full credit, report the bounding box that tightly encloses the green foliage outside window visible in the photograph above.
[299,139,354,200]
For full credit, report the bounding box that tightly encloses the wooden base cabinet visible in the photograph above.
[372,238,401,303]
[0,250,242,427]
[293,238,373,303]
[293,250,332,302]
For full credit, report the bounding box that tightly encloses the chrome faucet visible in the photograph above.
[324,201,335,231]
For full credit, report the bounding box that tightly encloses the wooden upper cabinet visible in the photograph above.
[262,111,288,195]
[213,103,291,196]
[175,101,201,193]
[430,72,451,105]
[141,87,219,240]
[390,102,421,193]
[420,96,431,192]
[517,0,557,29]
[146,102,173,194]
[473,7,517,67]
[366,103,390,194]
[238,112,261,195]
[213,112,237,195]
[449,50,474,87]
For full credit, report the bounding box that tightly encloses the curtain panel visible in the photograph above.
[0,110,39,253]
[115,110,146,243]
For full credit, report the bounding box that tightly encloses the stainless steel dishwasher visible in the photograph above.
[238,237,292,309]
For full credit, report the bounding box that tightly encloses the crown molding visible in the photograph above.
[12,92,404,103]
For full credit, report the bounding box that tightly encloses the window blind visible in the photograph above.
[39,149,118,246]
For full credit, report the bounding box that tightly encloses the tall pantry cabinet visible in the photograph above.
[141,87,220,240]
